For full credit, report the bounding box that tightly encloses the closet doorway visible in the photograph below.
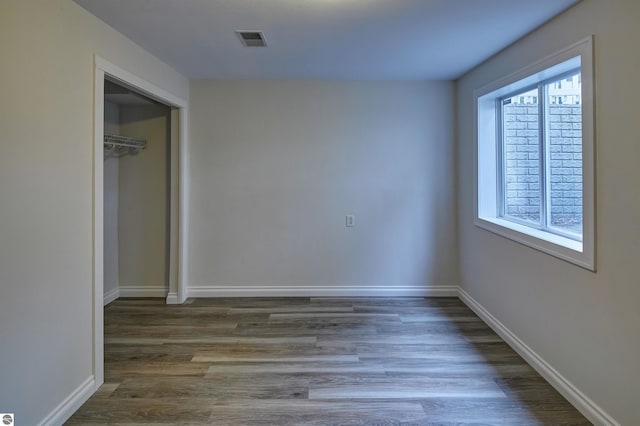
[103,79,171,302]
[93,56,189,388]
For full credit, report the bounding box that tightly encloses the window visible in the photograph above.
[475,37,595,270]
[501,69,582,240]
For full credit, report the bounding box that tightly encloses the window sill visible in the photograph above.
[475,216,593,271]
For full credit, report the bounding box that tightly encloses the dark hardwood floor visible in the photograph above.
[66,297,589,425]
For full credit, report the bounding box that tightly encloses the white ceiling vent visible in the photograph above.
[236,31,267,47]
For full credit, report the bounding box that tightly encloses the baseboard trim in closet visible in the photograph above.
[187,284,459,298]
[103,288,120,306]
[118,286,168,298]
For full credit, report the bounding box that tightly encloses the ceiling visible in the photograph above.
[75,0,579,80]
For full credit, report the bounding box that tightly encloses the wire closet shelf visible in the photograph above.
[104,134,146,158]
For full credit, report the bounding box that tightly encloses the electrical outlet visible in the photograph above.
[346,215,355,228]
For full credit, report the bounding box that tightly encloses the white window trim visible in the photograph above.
[473,36,596,271]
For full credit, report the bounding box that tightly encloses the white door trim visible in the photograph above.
[93,55,190,387]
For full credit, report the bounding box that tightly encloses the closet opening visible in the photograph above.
[93,55,190,389]
[103,78,173,302]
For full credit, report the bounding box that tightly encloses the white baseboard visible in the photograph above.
[118,286,168,298]
[457,288,619,426]
[188,285,458,298]
[103,287,120,305]
[166,292,179,304]
[38,376,95,426]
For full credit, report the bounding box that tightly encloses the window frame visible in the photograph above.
[473,37,595,271]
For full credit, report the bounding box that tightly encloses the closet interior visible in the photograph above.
[103,79,172,302]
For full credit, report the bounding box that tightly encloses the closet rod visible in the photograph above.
[104,134,146,147]
[105,140,145,149]
[104,134,146,158]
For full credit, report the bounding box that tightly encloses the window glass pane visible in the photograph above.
[502,88,540,224]
[546,72,582,237]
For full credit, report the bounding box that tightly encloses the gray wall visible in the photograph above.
[457,0,640,424]
[188,80,458,293]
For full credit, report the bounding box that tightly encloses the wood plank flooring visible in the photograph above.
[66,297,589,425]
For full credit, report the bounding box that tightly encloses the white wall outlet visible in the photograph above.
[346,215,355,228]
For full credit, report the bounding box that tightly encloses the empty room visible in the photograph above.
[1,0,639,425]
